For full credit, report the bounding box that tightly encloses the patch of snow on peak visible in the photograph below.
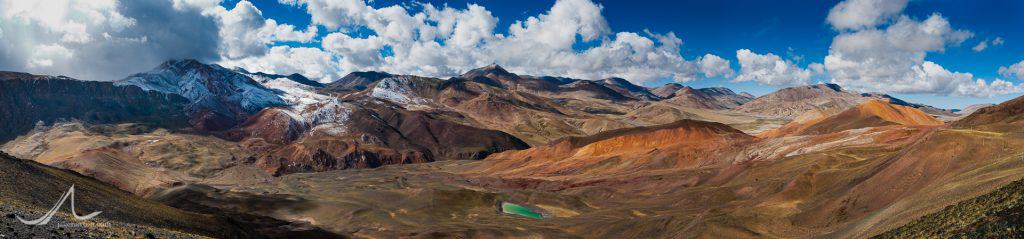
[248,73,331,111]
[307,99,353,125]
[370,76,431,107]
[304,99,354,137]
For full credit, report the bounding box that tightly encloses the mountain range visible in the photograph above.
[1,59,1021,238]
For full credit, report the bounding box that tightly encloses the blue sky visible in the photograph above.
[1,0,1020,109]
[220,0,1024,109]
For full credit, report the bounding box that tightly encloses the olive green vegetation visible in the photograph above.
[875,171,1024,238]
[501,202,544,219]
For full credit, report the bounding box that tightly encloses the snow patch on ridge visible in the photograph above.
[307,99,353,125]
[244,72,357,137]
[370,76,431,107]
[306,100,353,137]
[245,73,331,111]
[116,60,286,114]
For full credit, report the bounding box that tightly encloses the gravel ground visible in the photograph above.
[0,204,208,239]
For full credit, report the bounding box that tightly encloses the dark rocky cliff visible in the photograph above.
[0,71,190,142]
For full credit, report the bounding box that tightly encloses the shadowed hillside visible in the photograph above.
[0,72,190,143]
[0,151,346,238]
[0,151,244,238]
[875,171,1024,238]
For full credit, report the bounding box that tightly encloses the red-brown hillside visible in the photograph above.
[482,119,754,177]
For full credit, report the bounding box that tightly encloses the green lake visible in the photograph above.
[501,202,544,219]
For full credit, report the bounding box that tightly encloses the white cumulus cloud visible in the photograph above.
[220,45,340,82]
[0,0,221,81]
[822,0,1018,97]
[213,0,317,60]
[0,0,734,84]
[973,37,1005,52]
[826,0,908,31]
[733,49,818,87]
[697,54,734,78]
[263,0,722,84]
[1000,60,1024,80]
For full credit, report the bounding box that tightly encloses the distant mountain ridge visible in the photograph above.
[322,71,393,93]
[735,83,865,119]
[116,59,286,131]
[237,68,325,88]
[735,83,955,120]
[598,77,660,100]
[2,60,966,176]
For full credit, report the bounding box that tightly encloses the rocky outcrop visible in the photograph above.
[256,141,431,175]
[0,72,190,143]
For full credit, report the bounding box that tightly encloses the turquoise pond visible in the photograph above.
[501,202,544,219]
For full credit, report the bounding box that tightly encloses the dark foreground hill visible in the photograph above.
[0,151,345,238]
[875,173,1024,238]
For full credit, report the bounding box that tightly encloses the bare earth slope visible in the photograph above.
[2,123,249,195]
[483,119,754,178]
[762,99,943,137]
[0,151,247,238]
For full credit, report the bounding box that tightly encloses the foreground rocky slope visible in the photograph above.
[0,151,242,238]
[1,150,346,238]
[875,175,1024,238]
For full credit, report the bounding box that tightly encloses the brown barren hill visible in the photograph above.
[734,83,864,119]
[482,119,754,177]
[953,94,1024,129]
[767,99,943,137]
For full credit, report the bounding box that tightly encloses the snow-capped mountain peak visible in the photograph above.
[114,59,287,130]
